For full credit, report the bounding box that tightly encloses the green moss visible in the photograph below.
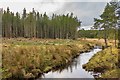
[44,66,52,72]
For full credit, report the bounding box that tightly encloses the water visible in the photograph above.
[40,47,102,78]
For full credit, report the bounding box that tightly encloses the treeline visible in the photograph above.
[78,29,118,39]
[2,7,81,39]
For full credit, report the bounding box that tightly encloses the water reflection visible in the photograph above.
[38,48,102,78]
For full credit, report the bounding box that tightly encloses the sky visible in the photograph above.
[0,0,113,29]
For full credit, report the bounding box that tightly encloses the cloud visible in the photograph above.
[0,1,66,14]
[0,1,108,28]
[35,2,65,14]
[0,0,112,2]
[53,2,106,26]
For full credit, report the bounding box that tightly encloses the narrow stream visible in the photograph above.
[39,47,102,78]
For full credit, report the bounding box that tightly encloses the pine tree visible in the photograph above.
[93,3,118,47]
[2,8,81,39]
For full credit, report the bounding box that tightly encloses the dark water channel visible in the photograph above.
[38,46,102,79]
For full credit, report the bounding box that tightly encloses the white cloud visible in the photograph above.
[0,0,112,2]
[35,2,65,14]
[0,1,65,14]
[0,1,109,28]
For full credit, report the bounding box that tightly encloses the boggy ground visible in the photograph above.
[1,38,103,79]
[83,46,120,78]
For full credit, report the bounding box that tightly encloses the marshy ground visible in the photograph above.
[1,38,119,79]
[1,38,102,79]
[83,46,120,78]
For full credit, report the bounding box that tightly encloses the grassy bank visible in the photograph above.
[83,47,120,78]
[1,38,100,79]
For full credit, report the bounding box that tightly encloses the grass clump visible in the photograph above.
[101,69,120,78]
[83,47,119,78]
[2,38,96,78]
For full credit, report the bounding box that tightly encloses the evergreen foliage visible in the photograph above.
[2,7,81,39]
[92,2,118,47]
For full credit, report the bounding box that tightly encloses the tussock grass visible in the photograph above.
[101,69,120,78]
[2,38,97,78]
[83,47,119,78]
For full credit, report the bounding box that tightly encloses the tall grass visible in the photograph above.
[83,47,119,78]
[2,38,98,78]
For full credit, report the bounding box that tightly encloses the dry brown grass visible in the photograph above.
[1,38,102,78]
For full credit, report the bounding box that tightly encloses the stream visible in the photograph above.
[38,46,102,79]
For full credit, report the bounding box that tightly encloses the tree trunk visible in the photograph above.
[104,27,108,48]
[114,28,117,47]
[118,28,120,49]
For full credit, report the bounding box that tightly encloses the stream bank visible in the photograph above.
[39,47,102,78]
[83,47,119,78]
[2,39,101,79]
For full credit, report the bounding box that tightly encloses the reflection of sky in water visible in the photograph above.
[41,48,101,78]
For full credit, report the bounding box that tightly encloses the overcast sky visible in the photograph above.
[0,0,112,29]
